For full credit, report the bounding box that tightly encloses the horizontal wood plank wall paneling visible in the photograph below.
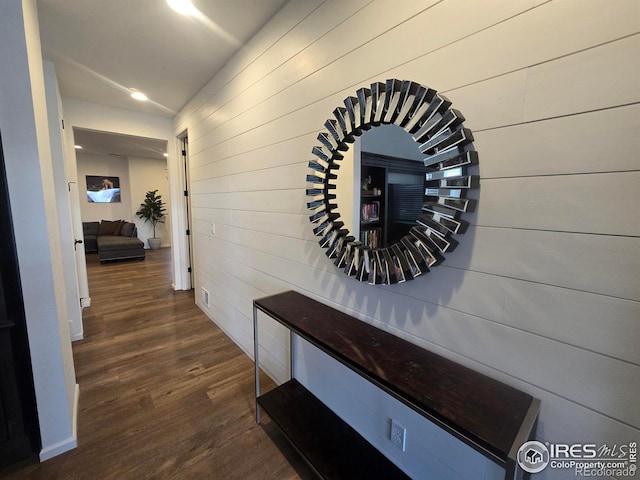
[191,100,640,183]
[190,190,307,215]
[184,0,375,149]
[203,212,640,363]
[452,41,640,133]
[173,0,326,131]
[474,104,640,177]
[191,136,315,185]
[175,0,640,477]
[397,4,639,95]
[185,0,534,158]
[481,171,640,226]
[188,0,639,162]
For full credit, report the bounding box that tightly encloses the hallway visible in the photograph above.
[0,248,311,479]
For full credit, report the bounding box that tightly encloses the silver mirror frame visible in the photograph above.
[306,79,479,285]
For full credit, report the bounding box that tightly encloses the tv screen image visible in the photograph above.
[86,175,121,203]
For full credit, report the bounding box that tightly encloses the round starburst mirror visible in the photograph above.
[306,79,479,285]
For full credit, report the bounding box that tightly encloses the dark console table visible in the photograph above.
[253,290,539,479]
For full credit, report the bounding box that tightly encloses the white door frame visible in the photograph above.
[172,130,192,290]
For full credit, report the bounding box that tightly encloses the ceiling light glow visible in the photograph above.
[163,153,169,157]
[131,91,148,101]
[74,145,82,149]
[167,0,197,16]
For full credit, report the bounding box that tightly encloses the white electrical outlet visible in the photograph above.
[390,419,406,452]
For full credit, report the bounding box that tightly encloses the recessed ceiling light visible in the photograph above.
[74,145,82,149]
[167,0,197,16]
[131,91,148,101]
[163,153,169,157]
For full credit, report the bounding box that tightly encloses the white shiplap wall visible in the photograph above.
[174,1,640,478]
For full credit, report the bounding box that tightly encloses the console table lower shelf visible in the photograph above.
[257,378,410,480]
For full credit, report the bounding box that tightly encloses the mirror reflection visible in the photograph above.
[335,124,424,248]
[306,78,478,286]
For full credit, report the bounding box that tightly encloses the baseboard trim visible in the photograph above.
[72,383,79,440]
[39,384,79,462]
[70,325,84,342]
[39,435,77,462]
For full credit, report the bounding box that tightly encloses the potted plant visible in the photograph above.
[136,189,166,249]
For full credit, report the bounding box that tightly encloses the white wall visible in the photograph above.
[0,0,77,461]
[76,152,132,222]
[62,99,187,288]
[175,1,639,478]
[129,156,171,247]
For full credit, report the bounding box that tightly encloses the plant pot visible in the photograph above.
[148,238,161,250]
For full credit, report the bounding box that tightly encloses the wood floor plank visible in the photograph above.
[0,248,314,480]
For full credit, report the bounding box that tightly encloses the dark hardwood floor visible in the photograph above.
[0,248,313,479]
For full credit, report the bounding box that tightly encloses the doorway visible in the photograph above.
[70,127,172,289]
[72,129,170,240]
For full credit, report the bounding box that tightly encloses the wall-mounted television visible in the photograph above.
[86,175,121,203]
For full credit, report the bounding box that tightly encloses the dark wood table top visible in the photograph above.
[255,290,536,463]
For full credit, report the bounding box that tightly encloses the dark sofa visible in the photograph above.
[83,220,145,262]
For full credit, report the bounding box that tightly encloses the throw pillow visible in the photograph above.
[113,220,124,236]
[98,220,120,236]
[120,222,135,237]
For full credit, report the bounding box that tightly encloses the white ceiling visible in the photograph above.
[37,0,288,157]
[73,128,168,160]
[38,0,288,116]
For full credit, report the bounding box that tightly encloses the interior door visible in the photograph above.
[68,181,90,314]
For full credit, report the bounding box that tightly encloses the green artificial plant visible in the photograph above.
[135,189,166,238]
